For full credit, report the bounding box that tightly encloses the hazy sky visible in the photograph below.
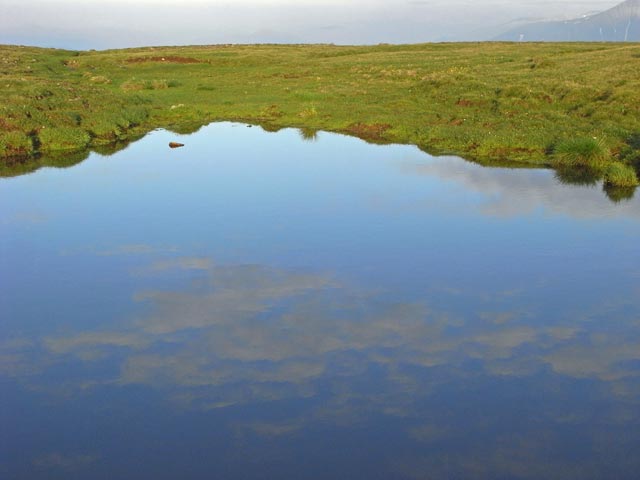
[0,0,621,49]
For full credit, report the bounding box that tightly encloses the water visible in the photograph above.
[1,123,639,479]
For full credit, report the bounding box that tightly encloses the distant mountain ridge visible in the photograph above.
[495,0,640,42]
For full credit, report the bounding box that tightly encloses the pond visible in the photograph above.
[1,122,640,479]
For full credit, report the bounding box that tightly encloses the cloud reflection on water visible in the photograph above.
[402,157,640,218]
[2,121,640,478]
[2,254,639,479]
[7,256,638,396]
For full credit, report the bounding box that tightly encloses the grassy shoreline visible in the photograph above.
[1,43,639,186]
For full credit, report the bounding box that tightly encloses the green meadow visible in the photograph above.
[1,42,639,186]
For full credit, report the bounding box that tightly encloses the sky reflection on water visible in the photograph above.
[1,123,639,479]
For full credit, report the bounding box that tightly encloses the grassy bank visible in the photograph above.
[1,43,639,186]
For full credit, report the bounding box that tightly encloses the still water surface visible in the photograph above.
[1,123,640,479]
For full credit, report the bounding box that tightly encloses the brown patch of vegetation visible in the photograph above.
[260,105,284,118]
[456,99,476,107]
[126,56,202,64]
[344,123,391,141]
[4,145,30,156]
[89,75,111,84]
[0,118,17,131]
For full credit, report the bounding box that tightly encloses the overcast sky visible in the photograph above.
[0,0,621,49]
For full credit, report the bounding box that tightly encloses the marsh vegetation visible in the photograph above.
[1,43,639,185]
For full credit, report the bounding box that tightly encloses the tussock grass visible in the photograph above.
[603,162,640,187]
[1,42,640,187]
[554,137,610,169]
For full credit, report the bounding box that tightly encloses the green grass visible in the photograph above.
[38,126,91,152]
[1,42,640,186]
[554,137,610,169]
[604,162,640,187]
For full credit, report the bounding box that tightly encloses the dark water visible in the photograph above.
[1,123,639,479]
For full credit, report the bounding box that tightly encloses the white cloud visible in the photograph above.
[0,1,622,48]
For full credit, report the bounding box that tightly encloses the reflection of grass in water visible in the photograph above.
[91,138,138,157]
[0,156,43,178]
[42,149,91,169]
[0,149,91,177]
[555,162,639,198]
[554,165,602,186]
[2,43,640,186]
[165,123,205,135]
[603,184,636,203]
[260,124,285,133]
[298,128,318,142]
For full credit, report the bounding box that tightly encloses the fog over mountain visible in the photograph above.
[0,0,625,49]
[496,0,640,41]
